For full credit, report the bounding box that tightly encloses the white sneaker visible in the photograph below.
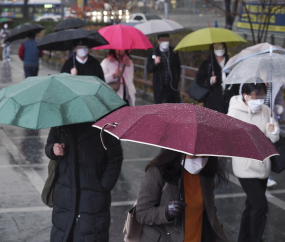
[267,177,277,187]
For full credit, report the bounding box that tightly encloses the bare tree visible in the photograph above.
[205,0,285,44]
[241,0,285,44]
[23,0,29,19]
[204,0,239,30]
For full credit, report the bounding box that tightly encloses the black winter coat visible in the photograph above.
[147,46,181,104]
[45,123,123,242]
[61,54,105,81]
[196,57,239,114]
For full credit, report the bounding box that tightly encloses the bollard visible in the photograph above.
[271,34,275,45]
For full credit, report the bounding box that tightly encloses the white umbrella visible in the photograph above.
[134,19,184,36]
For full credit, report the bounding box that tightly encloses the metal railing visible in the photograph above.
[91,50,198,102]
[42,50,198,103]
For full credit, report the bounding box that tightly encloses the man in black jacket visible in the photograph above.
[45,123,123,242]
[61,40,105,81]
[147,34,181,104]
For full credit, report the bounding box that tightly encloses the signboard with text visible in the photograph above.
[237,2,285,33]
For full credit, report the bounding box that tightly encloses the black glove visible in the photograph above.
[165,200,187,221]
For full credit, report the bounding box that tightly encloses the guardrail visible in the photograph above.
[42,50,198,103]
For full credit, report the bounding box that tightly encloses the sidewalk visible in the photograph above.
[1,55,285,242]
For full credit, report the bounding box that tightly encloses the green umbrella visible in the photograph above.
[0,18,13,24]
[174,28,246,52]
[0,73,126,130]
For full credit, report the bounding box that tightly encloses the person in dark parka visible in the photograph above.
[196,42,239,114]
[45,122,123,242]
[135,149,229,242]
[61,40,105,80]
[147,34,181,104]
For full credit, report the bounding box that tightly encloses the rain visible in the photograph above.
[1,1,285,242]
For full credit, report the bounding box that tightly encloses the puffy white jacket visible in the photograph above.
[101,55,136,106]
[227,95,279,179]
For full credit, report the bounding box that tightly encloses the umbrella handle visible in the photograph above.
[174,154,186,235]
[100,123,119,150]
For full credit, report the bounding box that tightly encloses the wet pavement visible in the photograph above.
[1,52,285,242]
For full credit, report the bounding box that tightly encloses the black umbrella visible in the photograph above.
[5,23,44,42]
[37,29,108,51]
[53,18,87,32]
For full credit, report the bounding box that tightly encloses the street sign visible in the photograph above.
[237,2,285,33]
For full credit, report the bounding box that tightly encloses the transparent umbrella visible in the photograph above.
[223,52,285,85]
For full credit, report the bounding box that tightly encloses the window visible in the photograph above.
[134,15,143,21]
[145,15,161,20]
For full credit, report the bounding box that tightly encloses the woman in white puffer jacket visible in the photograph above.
[227,79,279,242]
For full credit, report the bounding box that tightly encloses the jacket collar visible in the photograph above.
[77,124,99,143]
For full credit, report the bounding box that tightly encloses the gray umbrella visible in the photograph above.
[53,18,87,32]
[5,23,44,42]
[134,19,184,36]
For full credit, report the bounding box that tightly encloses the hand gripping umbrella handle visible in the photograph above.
[100,123,119,150]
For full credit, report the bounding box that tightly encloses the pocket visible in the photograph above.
[141,225,161,242]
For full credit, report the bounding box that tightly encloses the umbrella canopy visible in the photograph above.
[174,27,246,52]
[0,73,126,130]
[223,53,285,85]
[5,23,44,43]
[93,24,153,50]
[37,29,108,51]
[134,19,184,36]
[223,43,285,73]
[53,18,87,31]
[93,104,278,162]
[0,18,13,24]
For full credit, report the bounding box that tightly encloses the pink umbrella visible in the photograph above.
[93,104,278,162]
[93,24,153,50]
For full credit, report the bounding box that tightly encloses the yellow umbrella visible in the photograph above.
[174,28,246,52]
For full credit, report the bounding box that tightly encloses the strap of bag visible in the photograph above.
[162,182,168,193]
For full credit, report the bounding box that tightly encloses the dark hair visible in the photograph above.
[27,32,36,39]
[146,149,228,187]
[241,82,266,98]
[209,42,228,59]
[157,33,169,39]
[106,49,131,61]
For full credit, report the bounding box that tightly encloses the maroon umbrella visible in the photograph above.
[93,103,278,162]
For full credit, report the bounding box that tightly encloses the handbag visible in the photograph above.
[41,159,59,207]
[41,130,61,207]
[123,183,168,242]
[187,78,210,102]
[109,64,126,92]
[187,62,212,102]
[271,135,285,174]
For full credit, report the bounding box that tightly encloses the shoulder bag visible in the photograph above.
[109,64,126,92]
[186,63,211,102]
[41,131,61,207]
[123,182,168,242]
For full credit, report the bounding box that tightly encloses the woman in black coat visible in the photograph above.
[196,43,239,114]
[45,122,123,242]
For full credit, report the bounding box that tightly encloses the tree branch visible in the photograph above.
[242,0,256,44]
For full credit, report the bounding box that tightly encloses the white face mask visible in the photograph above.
[214,49,225,57]
[76,46,89,58]
[245,95,264,112]
[181,158,208,174]
[160,41,169,51]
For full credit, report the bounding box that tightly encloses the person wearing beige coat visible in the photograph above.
[227,81,279,242]
[101,50,136,106]
[135,149,229,242]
